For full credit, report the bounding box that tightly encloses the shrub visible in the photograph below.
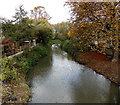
[62,40,75,57]
[1,46,48,83]
[1,57,18,83]
[23,46,30,57]
[49,39,62,46]
[62,39,90,57]
[31,46,47,57]
[15,46,47,74]
[15,57,30,73]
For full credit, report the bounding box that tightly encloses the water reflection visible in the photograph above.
[27,50,53,86]
[27,45,120,103]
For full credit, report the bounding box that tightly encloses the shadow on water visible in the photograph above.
[106,83,120,103]
[27,49,53,86]
[27,44,120,103]
[71,67,120,103]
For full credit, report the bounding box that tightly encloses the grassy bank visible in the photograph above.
[1,45,48,103]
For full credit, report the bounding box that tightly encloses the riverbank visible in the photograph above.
[2,74,31,103]
[75,51,120,86]
[1,45,48,104]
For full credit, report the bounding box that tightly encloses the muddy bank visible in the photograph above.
[2,74,31,104]
[75,51,120,86]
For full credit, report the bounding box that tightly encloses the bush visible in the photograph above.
[23,46,30,57]
[49,39,62,46]
[15,46,47,74]
[31,46,47,57]
[62,39,90,57]
[15,57,30,73]
[1,46,48,83]
[62,40,76,57]
[1,57,18,83]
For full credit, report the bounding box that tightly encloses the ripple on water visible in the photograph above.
[28,46,120,103]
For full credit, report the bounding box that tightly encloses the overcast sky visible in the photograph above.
[0,0,70,24]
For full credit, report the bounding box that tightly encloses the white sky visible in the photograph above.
[0,0,70,24]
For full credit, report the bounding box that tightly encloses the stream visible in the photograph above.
[27,44,120,103]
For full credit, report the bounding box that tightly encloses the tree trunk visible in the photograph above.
[112,49,119,62]
[112,49,120,84]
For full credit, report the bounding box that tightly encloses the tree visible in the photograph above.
[2,6,35,44]
[34,20,53,45]
[13,5,27,23]
[2,5,53,47]
[65,2,120,62]
[54,22,71,40]
[30,6,51,21]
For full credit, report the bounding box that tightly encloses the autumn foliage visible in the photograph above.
[65,2,120,62]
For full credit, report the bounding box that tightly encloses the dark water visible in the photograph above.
[27,45,120,103]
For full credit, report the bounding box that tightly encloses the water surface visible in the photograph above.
[27,45,120,103]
